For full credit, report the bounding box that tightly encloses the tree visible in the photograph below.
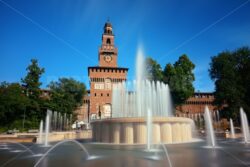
[0,82,30,129]
[209,47,250,120]
[145,54,195,106]
[21,59,45,127]
[47,78,86,115]
[146,57,163,81]
[163,54,195,106]
[21,59,45,100]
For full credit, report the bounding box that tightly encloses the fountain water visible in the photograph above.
[57,112,61,130]
[92,45,193,144]
[64,113,67,130]
[69,114,72,130]
[204,106,216,147]
[147,108,152,150]
[1,141,35,155]
[240,108,249,143]
[160,143,173,167]
[60,115,63,131]
[230,118,235,138]
[44,110,51,147]
[34,139,91,167]
[38,120,43,144]
[112,47,173,118]
[216,110,220,122]
[53,111,57,130]
[1,142,36,167]
[66,118,69,131]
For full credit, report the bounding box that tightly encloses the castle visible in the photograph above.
[75,21,217,124]
[75,21,128,122]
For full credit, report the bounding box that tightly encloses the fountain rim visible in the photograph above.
[91,117,193,124]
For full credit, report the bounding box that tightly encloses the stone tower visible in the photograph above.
[99,21,117,67]
[88,21,128,120]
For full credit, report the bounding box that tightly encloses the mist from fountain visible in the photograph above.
[1,142,36,167]
[112,46,173,118]
[53,111,57,130]
[111,46,174,150]
[69,114,72,130]
[240,108,250,143]
[57,112,61,130]
[38,120,43,144]
[44,110,51,147]
[60,114,63,131]
[147,108,152,151]
[191,120,198,139]
[160,143,173,167]
[34,139,92,167]
[216,110,220,122]
[204,106,216,147]
[63,113,66,130]
[230,118,235,138]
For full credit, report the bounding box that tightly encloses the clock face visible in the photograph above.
[104,55,112,62]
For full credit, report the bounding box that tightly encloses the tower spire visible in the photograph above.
[104,19,112,35]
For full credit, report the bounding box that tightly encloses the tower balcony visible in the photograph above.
[99,45,118,53]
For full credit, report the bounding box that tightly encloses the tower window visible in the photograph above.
[94,93,97,97]
[106,38,111,44]
[101,93,103,96]
[107,93,109,97]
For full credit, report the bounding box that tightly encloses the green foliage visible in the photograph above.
[21,59,45,128]
[0,82,29,128]
[163,55,195,106]
[209,47,250,120]
[146,57,163,81]
[47,78,86,115]
[21,59,45,100]
[0,59,46,131]
[146,54,195,106]
[0,59,87,131]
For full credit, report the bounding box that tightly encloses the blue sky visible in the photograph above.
[0,0,250,91]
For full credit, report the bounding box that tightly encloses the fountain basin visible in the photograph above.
[36,131,92,144]
[91,117,193,144]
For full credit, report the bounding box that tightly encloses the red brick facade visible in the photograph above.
[76,21,128,121]
[176,92,217,115]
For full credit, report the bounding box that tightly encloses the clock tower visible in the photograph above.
[87,21,128,120]
[99,21,117,67]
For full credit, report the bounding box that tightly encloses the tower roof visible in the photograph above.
[103,20,113,35]
[104,18,112,28]
[104,21,112,28]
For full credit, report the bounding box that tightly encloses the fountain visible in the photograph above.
[0,142,36,167]
[147,108,152,150]
[161,143,173,167]
[44,110,51,147]
[60,114,63,131]
[53,111,57,130]
[91,46,193,144]
[240,108,250,143]
[38,120,43,144]
[216,110,220,121]
[204,106,216,147]
[63,113,67,130]
[230,118,235,138]
[57,112,61,130]
[34,139,92,167]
